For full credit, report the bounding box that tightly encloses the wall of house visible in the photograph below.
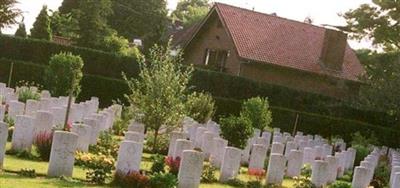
[240,63,360,98]
[183,12,241,75]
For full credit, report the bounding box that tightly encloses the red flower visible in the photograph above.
[165,156,181,175]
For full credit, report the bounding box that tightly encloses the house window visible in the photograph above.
[204,49,228,72]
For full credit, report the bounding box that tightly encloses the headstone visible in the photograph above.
[392,172,400,188]
[194,127,207,148]
[41,90,51,99]
[167,131,187,157]
[255,137,269,148]
[271,142,284,155]
[241,139,253,164]
[25,99,39,116]
[11,115,35,151]
[128,121,145,134]
[39,98,52,111]
[201,131,215,159]
[326,155,338,183]
[322,144,333,157]
[178,150,204,188]
[220,147,242,182]
[173,139,193,159]
[284,141,297,157]
[390,166,400,187]
[311,160,328,188]
[303,147,315,165]
[248,144,267,170]
[286,150,303,177]
[266,154,286,185]
[0,105,5,122]
[51,107,65,126]
[33,111,54,136]
[336,152,346,178]
[8,101,25,120]
[0,122,8,170]
[314,146,324,160]
[262,131,272,144]
[360,161,374,182]
[351,166,370,188]
[115,141,143,174]
[47,131,78,177]
[71,123,92,152]
[210,137,228,168]
[124,131,145,143]
[83,118,100,144]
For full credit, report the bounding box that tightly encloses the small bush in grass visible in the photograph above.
[329,181,351,188]
[16,81,41,103]
[201,164,217,183]
[79,153,115,184]
[149,172,178,188]
[165,156,181,176]
[144,132,169,155]
[301,164,312,178]
[353,144,370,166]
[112,105,133,136]
[293,176,314,188]
[34,131,53,161]
[150,154,165,174]
[113,171,149,188]
[219,115,253,149]
[185,92,215,124]
[89,131,120,158]
[240,97,272,133]
[19,168,36,178]
[225,178,246,187]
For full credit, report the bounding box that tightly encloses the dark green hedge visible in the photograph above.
[0,35,139,78]
[0,35,396,126]
[213,97,400,147]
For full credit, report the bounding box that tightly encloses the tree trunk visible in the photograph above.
[152,129,159,153]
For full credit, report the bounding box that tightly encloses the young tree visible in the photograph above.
[50,11,79,39]
[30,5,52,40]
[342,1,400,51]
[240,97,272,134]
[185,92,215,123]
[76,0,113,49]
[101,32,141,58]
[14,22,27,38]
[45,52,84,97]
[109,0,169,52]
[0,0,21,30]
[124,43,193,152]
[172,0,210,27]
[219,115,253,149]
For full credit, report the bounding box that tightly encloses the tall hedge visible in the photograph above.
[0,35,397,126]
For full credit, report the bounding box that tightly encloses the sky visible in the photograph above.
[3,0,373,49]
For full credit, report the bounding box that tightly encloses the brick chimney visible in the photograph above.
[319,29,347,72]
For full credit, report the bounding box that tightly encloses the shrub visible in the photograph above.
[352,145,370,166]
[219,115,253,149]
[19,168,36,178]
[293,176,314,188]
[240,97,272,133]
[301,164,312,178]
[185,92,215,123]
[149,172,178,188]
[372,157,390,187]
[113,171,149,188]
[225,179,246,187]
[45,52,83,97]
[150,154,166,174]
[112,105,133,136]
[329,181,351,188]
[16,81,41,103]
[89,131,120,158]
[165,156,181,176]
[144,132,169,155]
[351,132,379,147]
[77,152,115,184]
[33,131,53,161]
[201,164,217,183]
[246,181,264,188]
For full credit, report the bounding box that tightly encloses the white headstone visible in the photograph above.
[303,147,316,165]
[25,99,39,116]
[220,147,242,182]
[326,155,338,183]
[194,127,207,148]
[124,131,145,143]
[173,139,193,159]
[47,131,78,177]
[33,111,54,136]
[71,123,92,152]
[0,105,5,122]
[271,142,284,155]
[392,172,400,188]
[201,131,215,159]
[128,121,145,134]
[266,153,286,185]
[84,118,100,144]
[351,166,370,188]
[248,144,267,170]
[178,150,204,188]
[311,160,329,188]
[210,137,228,168]
[284,141,297,157]
[0,122,8,170]
[8,101,25,120]
[11,115,35,151]
[115,141,143,174]
[167,131,187,157]
[286,150,303,177]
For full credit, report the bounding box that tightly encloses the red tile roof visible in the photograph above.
[209,3,364,82]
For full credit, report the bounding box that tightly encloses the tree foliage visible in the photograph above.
[0,0,21,30]
[59,0,79,14]
[185,92,215,123]
[342,1,400,51]
[76,0,113,49]
[45,52,84,97]
[30,5,52,40]
[50,11,79,39]
[101,32,141,58]
[172,0,210,27]
[124,42,193,151]
[109,0,169,52]
[219,115,253,149]
[240,97,272,133]
[15,22,27,38]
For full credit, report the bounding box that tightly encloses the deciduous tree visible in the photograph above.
[172,0,210,27]
[0,0,21,31]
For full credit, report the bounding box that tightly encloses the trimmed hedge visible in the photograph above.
[0,35,397,126]
[213,97,400,147]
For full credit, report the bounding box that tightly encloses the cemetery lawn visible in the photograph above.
[2,142,295,188]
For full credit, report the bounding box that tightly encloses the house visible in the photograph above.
[172,3,365,98]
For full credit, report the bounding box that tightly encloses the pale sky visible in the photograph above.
[3,0,373,49]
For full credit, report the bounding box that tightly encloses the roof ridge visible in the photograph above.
[214,2,330,32]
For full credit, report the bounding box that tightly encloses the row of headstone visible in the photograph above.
[389,148,400,188]
[351,147,382,188]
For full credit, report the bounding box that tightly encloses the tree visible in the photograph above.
[185,92,215,123]
[124,42,193,152]
[76,0,113,49]
[101,32,141,58]
[58,0,79,14]
[109,0,169,52]
[14,22,27,38]
[172,0,210,27]
[219,115,253,149]
[30,5,52,40]
[50,11,79,39]
[45,52,83,97]
[342,1,400,51]
[0,0,21,30]
[240,97,272,134]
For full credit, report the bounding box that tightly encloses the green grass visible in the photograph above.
[2,142,295,188]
